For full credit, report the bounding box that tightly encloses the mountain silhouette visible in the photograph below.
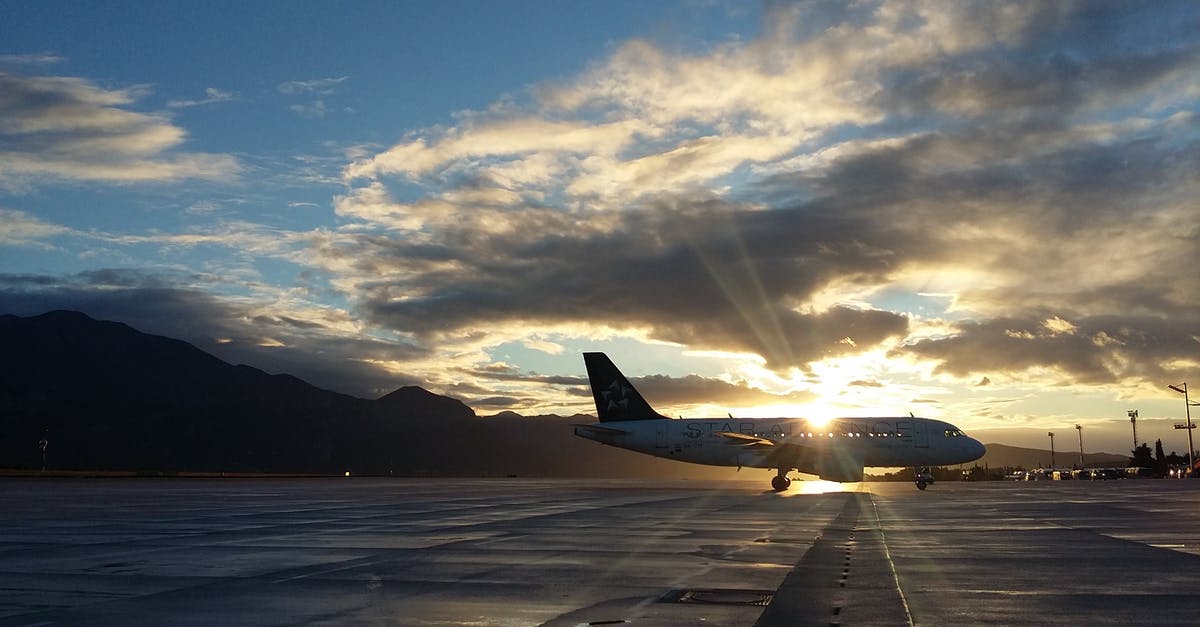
[975,443,1129,470]
[0,310,739,479]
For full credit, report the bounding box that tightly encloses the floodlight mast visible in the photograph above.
[1168,383,1195,475]
[1128,409,1138,452]
[1075,424,1084,469]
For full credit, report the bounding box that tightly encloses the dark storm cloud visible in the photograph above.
[899,311,1200,385]
[0,270,234,324]
[464,367,588,389]
[820,119,1199,386]
[250,314,329,331]
[343,106,1197,380]
[0,271,426,397]
[348,200,911,371]
[331,1,1199,388]
[465,365,815,410]
[882,40,1198,124]
[469,396,524,409]
[874,1,1199,119]
[617,373,816,411]
[345,115,1197,382]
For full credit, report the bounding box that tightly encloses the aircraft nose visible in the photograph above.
[968,438,987,461]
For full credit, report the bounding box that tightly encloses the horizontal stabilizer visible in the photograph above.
[573,424,629,436]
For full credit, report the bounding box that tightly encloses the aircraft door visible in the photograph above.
[656,422,668,448]
[914,420,929,448]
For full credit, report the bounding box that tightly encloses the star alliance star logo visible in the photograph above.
[603,380,632,415]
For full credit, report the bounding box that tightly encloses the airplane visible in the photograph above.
[573,352,986,490]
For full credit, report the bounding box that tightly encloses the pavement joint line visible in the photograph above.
[869,492,914,627]
[269,556,396,584]
[754,493,866,627]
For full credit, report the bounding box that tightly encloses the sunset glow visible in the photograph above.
[2,1,1197,456]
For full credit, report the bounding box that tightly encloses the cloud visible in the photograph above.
[0,270,425,398]
[324,190,911,370]
[279,76,350,118]
[0,208,70,246]
[632,373,818,410]
[0,205,321,271]
[465,365,815,412]
[0,72,238,186]
[344,118,654,181]
[277,76,349,95]
[167,87,233,109]
[278,77,351,118]
[287,99,354,119]
[0,53,66,66]
[898,311,1200,387]
[290,100,329,118]
[320,0,1200,394]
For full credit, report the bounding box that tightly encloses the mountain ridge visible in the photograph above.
[975,442,1129,470]
[0,310,737,479]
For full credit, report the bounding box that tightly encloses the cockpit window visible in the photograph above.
[943,429,965,437]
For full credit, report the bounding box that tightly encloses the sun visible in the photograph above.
[735,403,835,428]
[805,415,834,429]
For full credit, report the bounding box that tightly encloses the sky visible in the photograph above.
[2,0,1199,456]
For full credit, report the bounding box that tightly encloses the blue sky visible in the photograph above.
[3,1,1199,456]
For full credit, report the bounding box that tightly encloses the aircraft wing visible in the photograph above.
[714,431,777,448]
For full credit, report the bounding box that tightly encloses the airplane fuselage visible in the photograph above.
[575,416,986,480]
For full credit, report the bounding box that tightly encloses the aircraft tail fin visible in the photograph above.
[583,352,669,422]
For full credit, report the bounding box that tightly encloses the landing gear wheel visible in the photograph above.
[771,474,792,491]
[914,466,932,490]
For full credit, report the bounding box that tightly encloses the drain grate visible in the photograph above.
[660,588,775,606]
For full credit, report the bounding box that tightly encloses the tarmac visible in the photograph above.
[0,477,1197,625]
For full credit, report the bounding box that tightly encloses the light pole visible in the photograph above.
[1128,409,1138,451]
[1168,383,1196,475]
[1048,432,1055,469]
[1075,424,1083,469]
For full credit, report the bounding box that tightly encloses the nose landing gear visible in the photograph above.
[914,466,933,490]
[771,470,792,491]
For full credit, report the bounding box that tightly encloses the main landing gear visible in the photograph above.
[771,469,792,492]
